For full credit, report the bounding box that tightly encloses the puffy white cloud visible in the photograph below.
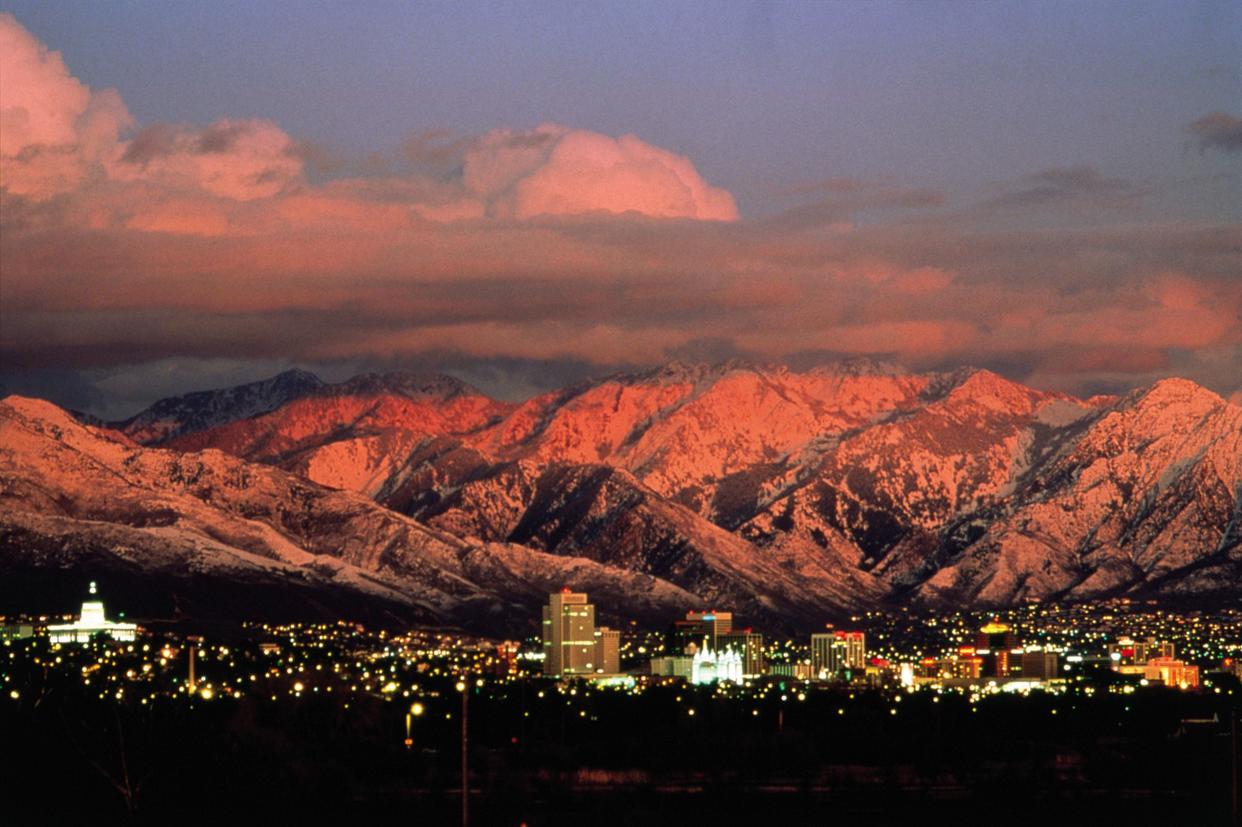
[462,124,738,221]
[0,13,131,199]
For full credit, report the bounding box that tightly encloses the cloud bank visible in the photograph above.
[1186,111,1242,154]
[2,13,1239,410]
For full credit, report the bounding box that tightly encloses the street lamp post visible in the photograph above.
[404,701,424,749]
[456,679,468,827]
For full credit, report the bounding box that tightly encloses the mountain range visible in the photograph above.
[2,361,1239,632]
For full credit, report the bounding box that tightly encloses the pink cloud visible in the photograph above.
[1,13,1239,402]
[110,119,303,201]
[463,124,739,221]
[0,14,131,199]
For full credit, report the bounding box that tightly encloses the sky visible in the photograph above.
[1,1,1239,418]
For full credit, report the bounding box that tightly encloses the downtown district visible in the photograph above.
[5,583,1239,709]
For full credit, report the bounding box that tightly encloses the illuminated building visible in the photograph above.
[494,640,520,676]
[1,623,34,641]
[541,590,599,677]
[594,627,621,675]
[690,644,743,684]
[974,621,1019,677]
[1143,657,1199,689]
[685,610,732,636]
[769,662,813,680]
[811,634,833,678]
[47,582,138,644]
[717,631,765,677]
[915,654,983,681]
[670,610,733,653]
[649,655,694,679]
[811,631,865,679]
[1016,650,1059,680]
[1109,636,1175,666]
[669,610,762,677]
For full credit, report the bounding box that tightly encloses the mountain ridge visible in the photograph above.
[5,360,1240,627]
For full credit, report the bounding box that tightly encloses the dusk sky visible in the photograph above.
[1,1,1239,417]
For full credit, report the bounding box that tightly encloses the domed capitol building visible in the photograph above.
[47,582,139,644]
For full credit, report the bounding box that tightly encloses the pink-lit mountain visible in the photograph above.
[8,361,1242,628]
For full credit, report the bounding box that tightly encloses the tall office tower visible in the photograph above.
[717,630,765,677]
[595,627,621,675]
[1018,650,1059,680]
[817,631,866,675]
[542,590,598,677]
[671,611,733,653]
[975,621,1020,677]
[685,610,733,637]
[811,633,833,678]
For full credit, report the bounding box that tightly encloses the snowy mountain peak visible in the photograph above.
[114,368,326,444]
[3,395,82,428]
[938,368,1048,413]
[1122,376,1226,413]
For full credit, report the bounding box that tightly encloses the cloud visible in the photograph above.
[1,13,1239,409]
[0,13,131,199]
[1185,111,1242,154]
[769,186,944,229]
[111,118,303,200]
[0,14,735,223]
[0,15,302,204]
[462,124,738,220]
[984,165,1148,210]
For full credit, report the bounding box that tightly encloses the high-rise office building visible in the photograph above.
[542,590,599,677]
[717,630,764,677]
[1017,650,1059,680]
[670,611,733,653]
[812,631,866,678]
[594,627,621,675]
[811,633,833,678]
[974,621,1019,677]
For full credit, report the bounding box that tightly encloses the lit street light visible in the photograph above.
[404,701,424,748]
[457,678,469,827]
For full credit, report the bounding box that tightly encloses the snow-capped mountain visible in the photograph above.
[167,371,514,498]
[180,360,1240,608]
[0,396,701,630]
[113,368,325,444]
[914,378,1242,604]
[4,360,1239,628]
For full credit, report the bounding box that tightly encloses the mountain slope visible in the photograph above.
[15,359,1240,625]
[167,372,513,499]
[0,396,700,630]
[114,368,325,444]
[916,378,1242,604]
